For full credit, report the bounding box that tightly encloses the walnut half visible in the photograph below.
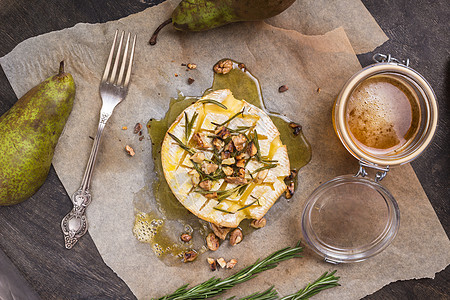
[213,59,233,75]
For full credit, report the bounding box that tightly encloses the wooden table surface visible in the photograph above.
[0,0,448,299]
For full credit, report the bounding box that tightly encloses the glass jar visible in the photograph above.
[301,54,438,263]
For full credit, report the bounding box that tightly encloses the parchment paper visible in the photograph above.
[1,0,448,299]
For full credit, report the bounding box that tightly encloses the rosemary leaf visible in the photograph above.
[154,242,304,300]
[184,111,198,141]
[218,109,245,126]
[236,286,279,300]
[198,99,228,110]
[278,270,340,300]
[168,132,195,155]
[253,130,262,161]
[237,199,260,211]
[252,164,277,174]
[213,207,235,214]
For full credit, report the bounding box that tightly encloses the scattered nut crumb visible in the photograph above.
[125,145,135,156]
[226,259,238,269]
[251,218,267,229]
[134,123,143,134]
[278,85,289,93]
[317,87,321,93]
[180,233,192,242]
[139,136,144,141]
[183,250,198,262]
[285,170,298,181]
[211,223,231,240]
[285,181,295,199]
[238,63,246,71]
[217,257,226,268]
[187,63,197,70]
[122,126,128,130]
[175,73,179,77]
[207,257,217,271]
[188,77,195,85]
[229,228,243,246]
[289,122,302,136]
[206,232,220,251]
[181,63,187,66]
[213,59,233,75]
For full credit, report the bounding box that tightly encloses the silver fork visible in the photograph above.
[61,30,137,249]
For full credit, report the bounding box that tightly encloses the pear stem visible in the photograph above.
[149,18,172,46]
[58,61,65,76]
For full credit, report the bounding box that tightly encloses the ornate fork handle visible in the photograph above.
[61,110,111,249]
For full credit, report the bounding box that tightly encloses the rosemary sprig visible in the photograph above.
[279,270,340,300]
[184,111,198,141]
[168,132,195,155]
[253,130,262,161]
[236,199,260,211]
[252,164,277,174]
[217,184,249,201]
[228,286,278,300]
[198,99,228,110]
[154,242,304,300]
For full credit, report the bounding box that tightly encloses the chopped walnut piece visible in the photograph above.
[134,123,143,134]
[225,177,248,185]
[247,141,258,157]
[191,151,205,164]
[188,77,195,85]
[125,145,135,156]
[222,157,235,165]
[205,192,218,199]
[221,151,232,159]
[193,132,210,149]
[289,122,302,136]
[206,233,220,251]
[122,126,128,130]
[213,59,233,75]
[278,85,289,93]
[212,138,224,150]
[226,259,238,269]
[211,223,231,240]
[237,168,246,178]
[215,126,230,139]
[285,169,298,181]
[202,162,218,175]
[207,257,217,271]
[189,169,200,186]
[251,218,267,229]
[187,63,197,70]
[222,166,234,176]
[229,228,243,246]
[285,181,295,199]
[224,141,235,152]
[236,159,246,168]
[217,257,227,268]
[236,152,249,160]
[199,180,212,191]
[232,134,247,151]
[183,250,198,262]
[255,169,269,184]
[181,233,192,242]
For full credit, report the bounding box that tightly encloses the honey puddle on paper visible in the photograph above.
[133,60,311,265]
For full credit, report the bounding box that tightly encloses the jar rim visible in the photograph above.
[334,63,438,166]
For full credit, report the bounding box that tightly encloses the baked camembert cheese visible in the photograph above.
[161,89,290,228]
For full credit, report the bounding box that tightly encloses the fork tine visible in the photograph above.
[124,34,137,88]
[116,33,131,86]
[108,31,125,83]
[102,30,118,82]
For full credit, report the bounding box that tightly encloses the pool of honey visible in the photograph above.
[346,75,421,155]
[133,60,311,265]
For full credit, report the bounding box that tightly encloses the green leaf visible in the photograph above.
[198,99,228,110]
[167,132,195,155]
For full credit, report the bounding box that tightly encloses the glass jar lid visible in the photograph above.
[301,175,400,263]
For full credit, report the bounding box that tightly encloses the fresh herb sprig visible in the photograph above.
[213,109,245,127]
[168,132,195,155]
[184,111,198,141]
[252,164,277,174]
[198,99,228,110]
[279,270,340,300]
[154,242,304,300]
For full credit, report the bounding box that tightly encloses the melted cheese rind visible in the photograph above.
[161,89,290,228]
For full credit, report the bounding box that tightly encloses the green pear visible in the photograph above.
[172,0,296,31]
[0,62,75,206]
[149,0,295,44]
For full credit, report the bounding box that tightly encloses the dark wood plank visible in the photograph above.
[0,0,448,299]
